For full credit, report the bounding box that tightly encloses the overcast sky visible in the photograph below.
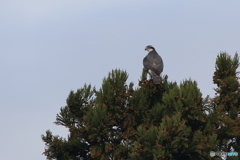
[1,1,240,159]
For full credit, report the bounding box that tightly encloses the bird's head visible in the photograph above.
[145,45,155,52]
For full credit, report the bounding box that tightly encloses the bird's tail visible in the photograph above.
[151,72,161,84]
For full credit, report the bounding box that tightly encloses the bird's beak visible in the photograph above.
[145,47,148,50]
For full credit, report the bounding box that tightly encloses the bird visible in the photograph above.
[143,45,164,84]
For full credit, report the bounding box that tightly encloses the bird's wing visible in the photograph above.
[143,56,155,71]
[152,55,163,74]
[143,51,164,75]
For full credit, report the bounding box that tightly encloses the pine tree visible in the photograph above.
[42,52,240,160]
[42,70,135,160]
[129,79,218,160]
[211,52,240,159]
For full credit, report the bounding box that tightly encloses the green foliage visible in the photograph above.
[212,52,240,159]
[42,52,240,159]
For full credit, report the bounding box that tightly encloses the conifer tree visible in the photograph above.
[42,53,240,159]
[42,70,135,159]
[211,52,240,159]
[129,79,218,160]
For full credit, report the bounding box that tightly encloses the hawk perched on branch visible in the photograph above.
[143,45,164,84]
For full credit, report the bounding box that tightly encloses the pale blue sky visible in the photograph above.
[0,1,240,159]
